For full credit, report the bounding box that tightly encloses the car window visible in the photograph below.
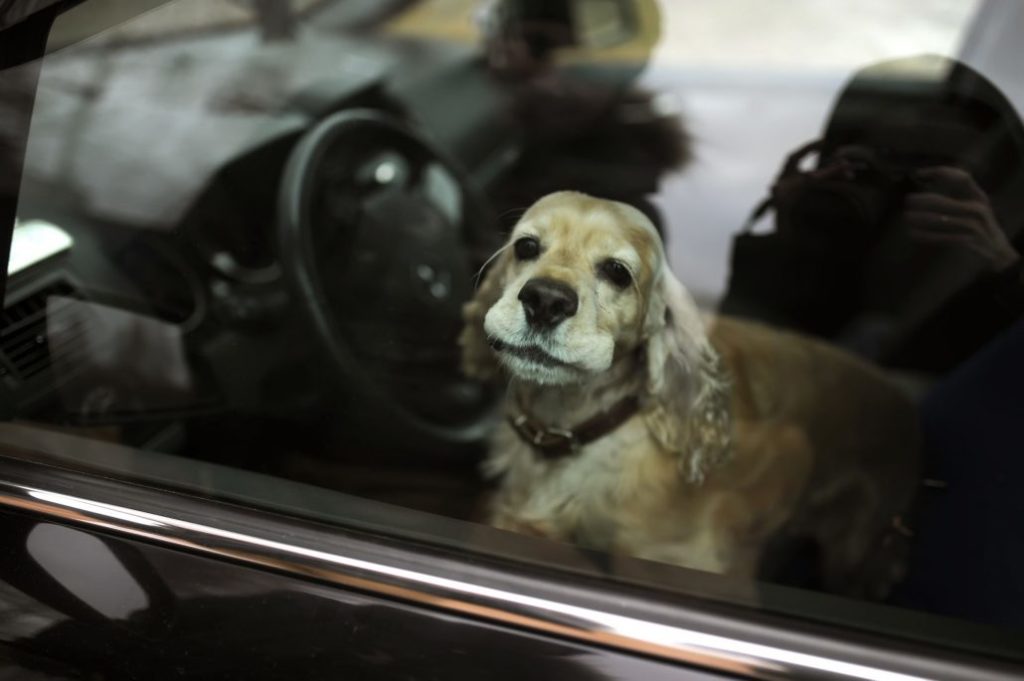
[3,0,1023,663]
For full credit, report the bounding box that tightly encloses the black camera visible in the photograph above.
[773,144,927,250]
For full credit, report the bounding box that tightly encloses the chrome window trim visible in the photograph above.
[0,456,1019,681]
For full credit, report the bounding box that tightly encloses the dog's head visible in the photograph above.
[460,191,731,480]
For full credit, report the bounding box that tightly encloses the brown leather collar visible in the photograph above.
[508,393,640,459]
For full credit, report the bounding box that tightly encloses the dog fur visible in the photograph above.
[460,191,920,595]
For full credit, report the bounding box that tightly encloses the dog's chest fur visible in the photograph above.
[484,417,728,570]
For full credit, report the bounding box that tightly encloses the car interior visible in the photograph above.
[5,0,687,516]
[2,0,1023,657]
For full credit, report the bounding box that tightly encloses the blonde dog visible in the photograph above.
[460,191,919,595]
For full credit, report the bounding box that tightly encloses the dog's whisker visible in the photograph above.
[473,242,512,287]
[497,205,530,222]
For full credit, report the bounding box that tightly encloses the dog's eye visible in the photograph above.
[514,236,540,261]
[599,259,632,289]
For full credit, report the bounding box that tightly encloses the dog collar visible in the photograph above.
[508,394,640,459]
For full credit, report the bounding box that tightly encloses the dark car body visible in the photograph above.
[1,2,1022,680]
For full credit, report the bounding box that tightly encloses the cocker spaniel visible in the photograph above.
[460,191,920,595]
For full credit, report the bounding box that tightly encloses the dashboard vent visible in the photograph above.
[1,281,78,382]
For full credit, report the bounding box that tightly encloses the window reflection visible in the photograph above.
[2,0,1022,651]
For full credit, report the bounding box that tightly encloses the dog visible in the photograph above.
[460,191,920,595]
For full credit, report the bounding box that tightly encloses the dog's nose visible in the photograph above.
[518,278,578,329]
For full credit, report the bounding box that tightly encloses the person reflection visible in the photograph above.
[478,0,691,234]
[725,55,1024,623]
[721,55,1024,376]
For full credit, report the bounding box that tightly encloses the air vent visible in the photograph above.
[1,281,79,382]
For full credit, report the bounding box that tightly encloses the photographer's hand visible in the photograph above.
[904,166,1020,272]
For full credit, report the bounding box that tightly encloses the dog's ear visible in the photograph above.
[459,247,512,380]
[641,264,732,483]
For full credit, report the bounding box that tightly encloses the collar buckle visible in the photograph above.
[531,426,580,453]
[511,415,580,456]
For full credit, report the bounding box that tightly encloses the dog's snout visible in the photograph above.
[518,278,578,329]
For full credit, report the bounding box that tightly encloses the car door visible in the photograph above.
[1,2,1023,680]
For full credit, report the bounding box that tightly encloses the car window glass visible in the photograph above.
[3,0,1023,661]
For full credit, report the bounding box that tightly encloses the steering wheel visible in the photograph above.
[278,109,500,452]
